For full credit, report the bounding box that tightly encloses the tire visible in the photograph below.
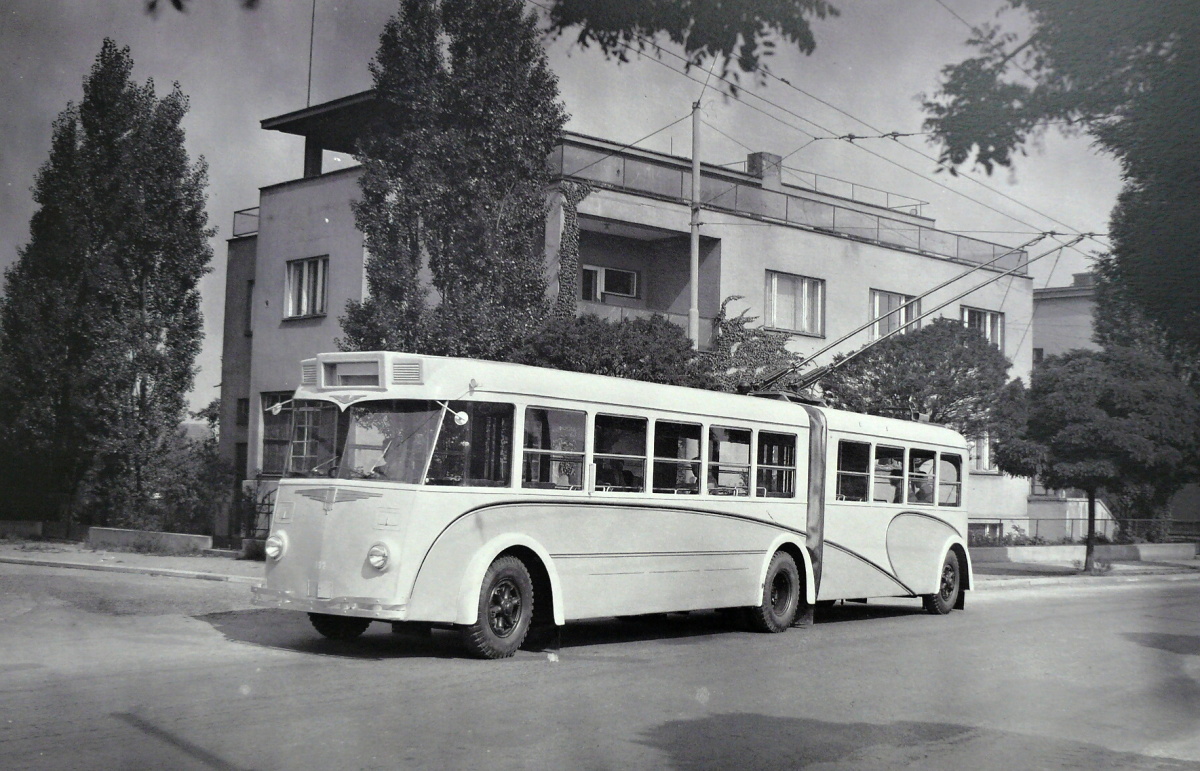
[461,555,534,659]
[308,612,371,640]
[747,551,801,633]
[923,550,961,615]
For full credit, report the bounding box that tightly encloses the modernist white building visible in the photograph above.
[217,90,1036,545]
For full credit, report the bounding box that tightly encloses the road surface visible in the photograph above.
[1,562,1198,770]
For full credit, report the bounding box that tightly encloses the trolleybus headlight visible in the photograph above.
[264,533,286,561]
[367,542,391,571]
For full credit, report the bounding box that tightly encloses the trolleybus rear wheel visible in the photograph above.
[308,613,371,640]
[923,550,961,615]
[748,551,800,632]
[462,555,534,659]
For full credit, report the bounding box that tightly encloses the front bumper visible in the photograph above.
[251,584,409,620]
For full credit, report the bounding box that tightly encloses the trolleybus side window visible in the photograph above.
[938,453,963,506]
[426,402,514,487]
[522,407,586,490]
[594,415,647,492]
[908,448,936,505]
[757,432,797,498]
[653,420,702,494]
[709,426,751,496]
[873,445,906,503]
[836,440,871,501]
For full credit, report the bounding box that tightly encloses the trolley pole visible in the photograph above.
[688,100,702,346]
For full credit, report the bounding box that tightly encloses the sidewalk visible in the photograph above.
[0,540,264,584]
[2,539,1198,591]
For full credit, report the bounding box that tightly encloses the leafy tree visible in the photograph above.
[341,0,567,360]
[0,40,213,527]
[697,297,807,393]
[818,318,1015,438]
[514,314,706,387]
[151,0,839,89]
[993,348,1200,568]
[544,0,839,88]
[923,1,1200,347]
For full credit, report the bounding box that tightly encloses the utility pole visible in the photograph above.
[688,99,702,346]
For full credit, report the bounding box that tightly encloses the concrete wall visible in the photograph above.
[87,527,213,553]
[1032,288,1097,358]
[246,168,365,476]
[216,234,258,540]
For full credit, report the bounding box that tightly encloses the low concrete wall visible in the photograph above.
[87,527,212,553]
[0,520,43,538]
[972,542,1198,564]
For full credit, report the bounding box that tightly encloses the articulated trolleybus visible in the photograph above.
[252,351,972,658]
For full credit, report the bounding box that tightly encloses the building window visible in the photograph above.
[962,306,1004,350]
[235,398,250,427]
[870,289,919,339]
[581,265,638,301]
[765,271,825,336]
[286,256,328,318]
[260,393,293,476]
[1033,347,1044,365]
[968,434,998,473]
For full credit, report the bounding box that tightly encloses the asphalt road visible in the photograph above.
[2,562,1198,770]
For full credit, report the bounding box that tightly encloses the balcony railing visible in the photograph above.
[579,302,714,347]
[232,207,260,237]
[552,144,1028,275]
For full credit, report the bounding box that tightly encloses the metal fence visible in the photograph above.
[968,517,1197,546]
[232,207,260,237]
[552,143,1028,274]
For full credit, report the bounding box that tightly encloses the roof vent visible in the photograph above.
[392,360,423,385]
[301,362,318,386]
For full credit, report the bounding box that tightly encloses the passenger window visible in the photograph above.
[938,454,962,506]
[522,407,586,490]
[425,402,514,487]
[757,432,797,498]
[593,414,647,492]
[709,427,751,496]
[653,421,701,494]
[835,441,870,501]
[908,448,936,505]
[873,446,905,503]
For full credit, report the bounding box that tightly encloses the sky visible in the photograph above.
[0,0,1124,411]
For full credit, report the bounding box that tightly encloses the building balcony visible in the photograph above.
[551,138,1028,275]
[578,301,714,348]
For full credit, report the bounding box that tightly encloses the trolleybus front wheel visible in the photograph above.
[462,555,534,659]
[308,613,371,640]
[748,551,800,632]
[923,550,961,615]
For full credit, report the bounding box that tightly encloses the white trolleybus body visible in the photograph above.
[253,351,972,658]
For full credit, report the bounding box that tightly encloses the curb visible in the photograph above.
[0,555,262,586]
[975,569,1200,591]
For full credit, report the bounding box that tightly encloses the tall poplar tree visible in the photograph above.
[342,0,568,359]
[0,40,213,527]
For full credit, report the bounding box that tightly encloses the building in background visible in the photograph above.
[215,91,1037,544]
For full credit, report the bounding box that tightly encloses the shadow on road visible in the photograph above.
[639,713,1200,770]
[196,602,927,660]
[1123,632,1200,656]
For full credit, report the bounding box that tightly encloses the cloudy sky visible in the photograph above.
[0,0,1123,410]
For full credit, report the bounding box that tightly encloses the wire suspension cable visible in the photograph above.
[758,233,1048,390]
[791,235,1089,390]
